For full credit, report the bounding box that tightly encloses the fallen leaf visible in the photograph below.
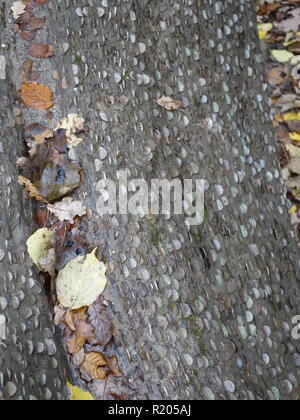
[271,49,294,63]
[267,68,284,87]
[257,2,281,16]
[286,157,300,174]
[33,128,53,143]
[27,42,54,58]
[106,355,122,377]
[38,160,83,202]
[65,307,95,354]
[157,95,182,111]
[38,247,56,275]
[55,114,85,148]
[56,249,107,309]
[21,81,53,110]
[88,300,113,347]
[54,305,66,326]
[286,144,300,157]
[283,111,300,121]
[67,382,94,401]
[80,353,108,382]
[47,197,87,223]
[18,175,46,202]
[289,204,297,214]
[274,8,300,33]
[26,228,55,273]
[20,16,45,32]
[11,1,26,20]
[73,349,85,367]
[290,132,300,141]
[258,23,273,40]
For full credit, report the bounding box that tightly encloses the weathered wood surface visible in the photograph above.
[1,0,300,400]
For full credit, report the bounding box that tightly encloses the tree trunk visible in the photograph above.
[1,0,300,400]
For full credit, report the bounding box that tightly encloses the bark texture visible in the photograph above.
[1,0,300,400]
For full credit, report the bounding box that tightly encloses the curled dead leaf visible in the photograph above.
[157,95,182,111]
[80,352,108,382]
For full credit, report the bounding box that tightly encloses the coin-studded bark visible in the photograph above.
[1,0,300,400]
[0,11,69,402]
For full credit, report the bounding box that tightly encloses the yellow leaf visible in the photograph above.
[284,38,300,47]
[283,112,300,121]
[56,249,107,310]
[26,228,55,273]
[67,382,94,401]
[271,49,294,63]
[258,23,273,40]
[289,205,297,214]
[290,132,300,141]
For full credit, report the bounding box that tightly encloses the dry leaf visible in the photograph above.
[274,8,300,33]
[67,334,86,355]
[66,308,95,354]
[73,349,85,367]
[80,353,108,382]
[54,305,66,326]
[47,197,87,223]
[55,114,85,148]
[11,1,26,20]
[21,81,53,110]
[27,42,54,58]
[106,355,122,377]
[56,249,107,310]
[157,95,182,111]
[18,175,46,202]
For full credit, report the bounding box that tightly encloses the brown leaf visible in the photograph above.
[67,334,85,355]
[64,311,76,332]
[21,31,36,41]
[157,95,182,111]
[257,2,281,16]
[54,305,66,326]
[18,175,46,202]
[106,355,122,377]
[21,81,53,110]
[65,308,95,354]
[80,353,108,382]
[20,16,45,31]
[27,42,54,58]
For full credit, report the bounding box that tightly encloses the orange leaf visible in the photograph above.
[21,81,53,110]
[80,352,108,381]
[18,175,46,202]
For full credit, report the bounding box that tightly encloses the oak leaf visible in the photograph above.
[21,81,53,110]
